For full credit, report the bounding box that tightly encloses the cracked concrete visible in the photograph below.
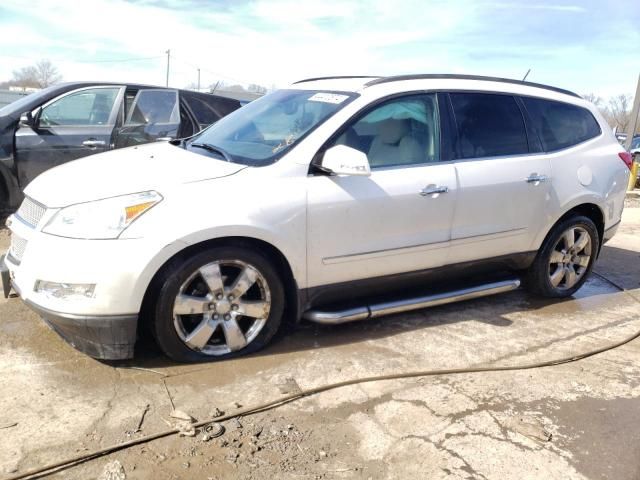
[0,205,639,479]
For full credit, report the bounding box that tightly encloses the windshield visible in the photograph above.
[0,85,59,116]
[631,137,640,150]
[185,89,357,166]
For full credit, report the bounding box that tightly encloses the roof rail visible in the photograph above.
[293,75,380,85]
[364,74,581,98]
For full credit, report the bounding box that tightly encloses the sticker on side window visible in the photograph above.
[308,93,349,104]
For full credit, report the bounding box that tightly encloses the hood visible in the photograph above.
[25,142,247,207]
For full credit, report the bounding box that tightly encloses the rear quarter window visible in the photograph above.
[521,97,601,152]
[184,95,222,126]
[183,94,242,128]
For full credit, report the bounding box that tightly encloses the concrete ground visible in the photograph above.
[1,201,639,480]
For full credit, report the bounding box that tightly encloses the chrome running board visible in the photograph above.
[303,278,521,325]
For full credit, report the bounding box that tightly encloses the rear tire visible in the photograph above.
[152,246,285,362]
[526,215,599,298]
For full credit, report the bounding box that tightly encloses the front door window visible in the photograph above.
[40,87,119,127]
[330,94,440,168]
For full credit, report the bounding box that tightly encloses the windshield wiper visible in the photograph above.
[190,142,233,162]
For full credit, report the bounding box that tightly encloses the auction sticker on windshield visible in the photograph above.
[308,92,350,104]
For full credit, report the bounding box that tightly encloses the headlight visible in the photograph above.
[42,191,163,239]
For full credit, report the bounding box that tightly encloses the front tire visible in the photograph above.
[152,246,285,362]
[526,215,599,298]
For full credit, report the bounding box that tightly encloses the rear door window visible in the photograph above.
[116,89,180,147]
[521,97,601,151]
[450,93,528,159]
[125,89,179,126]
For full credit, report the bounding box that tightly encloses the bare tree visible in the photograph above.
[247,83,267,94]
[11,60,62,89]
[608,94,633,133]
[221,84,247,93]
[582,93,604,108]
[11,66,39,89]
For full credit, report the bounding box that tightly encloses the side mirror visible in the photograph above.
[19,111,34,128]
[321,145,371,177]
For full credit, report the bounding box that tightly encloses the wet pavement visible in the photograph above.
[0,206,639,479]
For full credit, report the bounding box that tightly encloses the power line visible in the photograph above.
[79,55,164,64]
[0,53,164,65]
[171,55,254,86]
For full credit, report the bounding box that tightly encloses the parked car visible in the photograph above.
[1,74,631,361]
[616,132,627,144]
[0,82,241,210]
[630,135,640,157]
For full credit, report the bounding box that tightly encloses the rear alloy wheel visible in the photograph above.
[153,247,284,362]
[526,215,599,298]
[547,226,592,291]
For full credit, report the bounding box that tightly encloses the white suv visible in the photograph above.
[1,75,631,362]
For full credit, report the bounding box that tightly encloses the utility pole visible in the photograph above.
[623,72,640,151]
[197,68,201,91]
[165,49,170,87]
[624,73,640,191]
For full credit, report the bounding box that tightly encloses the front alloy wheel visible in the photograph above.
[152,247,284,362]
[173,260,271,355]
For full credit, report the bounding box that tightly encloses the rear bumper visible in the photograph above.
[24,299,138,360]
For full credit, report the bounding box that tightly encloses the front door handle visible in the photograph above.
[82,139,106,148]
[420,185,449,196]
[526,173,548,184]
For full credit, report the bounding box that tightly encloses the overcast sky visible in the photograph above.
[0,0,638,97]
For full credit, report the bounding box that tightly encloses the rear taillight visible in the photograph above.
[619,152,633,170]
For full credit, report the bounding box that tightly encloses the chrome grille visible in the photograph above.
[9,234,27,262]
[16,197,47,228]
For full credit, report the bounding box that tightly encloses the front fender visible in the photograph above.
[127,223,307,315]
[122,165,308,306]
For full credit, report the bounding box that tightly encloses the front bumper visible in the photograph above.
[25,300,138,360]
[2,255,138,359]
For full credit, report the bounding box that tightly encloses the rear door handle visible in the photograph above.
[420,185,449,196]
[82,139,106,147]
[526,173,548,183]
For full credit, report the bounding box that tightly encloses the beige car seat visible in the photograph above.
[367,119,424,167]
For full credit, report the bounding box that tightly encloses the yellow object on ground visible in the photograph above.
[629,159,639,190]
